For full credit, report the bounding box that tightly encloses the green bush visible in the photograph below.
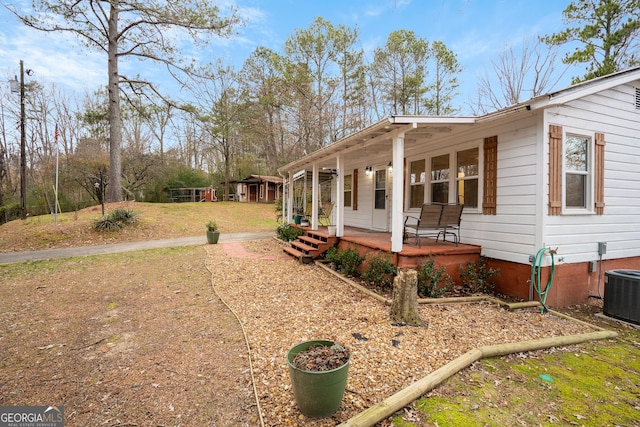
[459,256,500,293]
[93,209,138,232]
[325,246,364,277]
[324,246,339,264]
[0,202,20,223]
[276,223,304,241]
[417,257,453,298]
[362,253,397,289]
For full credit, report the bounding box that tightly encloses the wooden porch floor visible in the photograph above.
[310,226,482,270]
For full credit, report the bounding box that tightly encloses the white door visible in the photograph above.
[372,166,389,230]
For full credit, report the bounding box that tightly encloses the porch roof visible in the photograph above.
[278,116,478,174]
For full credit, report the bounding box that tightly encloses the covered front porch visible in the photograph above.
[286,225,481,282]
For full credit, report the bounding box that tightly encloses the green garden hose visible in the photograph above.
[531,247,556,313]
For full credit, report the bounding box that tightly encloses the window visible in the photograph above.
[344,173,352,207]
[260,183,264,199]
[431,154,449,203]
[374,170,386,209]
[564,135,590,209]
[409,159,425,208]
[456,148,479,208]
[550,125,604,215]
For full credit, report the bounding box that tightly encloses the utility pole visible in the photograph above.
[10,60,29,219]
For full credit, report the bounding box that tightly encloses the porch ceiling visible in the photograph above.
[279,116,476,172]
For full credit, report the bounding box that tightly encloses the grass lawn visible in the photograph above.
[0,201,280,252]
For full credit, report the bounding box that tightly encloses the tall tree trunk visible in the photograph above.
[390,269,424,326]
[107,2,123,202]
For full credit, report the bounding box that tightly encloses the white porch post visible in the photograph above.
[312,163,319,230]
[391,133,405,253]
[287,171,294,224]
[336,155,344,236]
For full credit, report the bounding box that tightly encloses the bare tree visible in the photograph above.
[472,37,566,114]
[3,0,239,202]
[185,62,245,202]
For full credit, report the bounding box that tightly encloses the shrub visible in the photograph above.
[276,223,305,241]
[324,246,364,277]
[417,257,453,298]
[93,209,138,232]
[110,208,138,225]
[459,256,500,294]
[324,246,339,264]
[362,253,397,289]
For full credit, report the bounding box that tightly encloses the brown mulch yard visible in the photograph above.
[206,239,593,426]
[0,236,599,426]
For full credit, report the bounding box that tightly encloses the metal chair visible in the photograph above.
[403,204,443,248]
[439,204,463,245]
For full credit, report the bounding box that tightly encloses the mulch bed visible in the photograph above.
[206,239,594,426]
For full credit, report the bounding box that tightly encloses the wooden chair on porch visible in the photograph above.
[403,204,443,248]
[439,203,464,245]
[404,203,464,247]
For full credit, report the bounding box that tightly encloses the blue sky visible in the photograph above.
[0,0,580,114]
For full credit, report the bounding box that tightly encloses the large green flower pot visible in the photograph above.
[206,230,220,244]
[286,340,350,417]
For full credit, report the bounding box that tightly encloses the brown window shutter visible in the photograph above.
[595,133,605,215]
[483,136,498,215]
[549,125,563,215]
[353,168,358,211]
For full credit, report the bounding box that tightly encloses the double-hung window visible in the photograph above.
[456,148,479,208]
[344,174,352,207]
[430,154,449,203]
[564,134,590,210]
[409,159,425,208]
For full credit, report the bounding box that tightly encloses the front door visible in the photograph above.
[372,166,389,230]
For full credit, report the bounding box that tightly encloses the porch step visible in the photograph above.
[283,228,337,263]
[291,240,318,255]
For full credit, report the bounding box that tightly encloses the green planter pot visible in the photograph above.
[286,340,350,417]
[293,215,302,225]
[206,230,220,244]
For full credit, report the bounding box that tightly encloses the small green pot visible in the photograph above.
[206,230,220,244]
[286,340,350,417]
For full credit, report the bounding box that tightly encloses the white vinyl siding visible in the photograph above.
[543,83,640,263]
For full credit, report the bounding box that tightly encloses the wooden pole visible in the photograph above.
[337,330,617,427]
[336,349,483,427]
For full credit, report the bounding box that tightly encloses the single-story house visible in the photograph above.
[278,66,640,308]
[231,175,283,203]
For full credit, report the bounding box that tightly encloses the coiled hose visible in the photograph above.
[531,247,556,313]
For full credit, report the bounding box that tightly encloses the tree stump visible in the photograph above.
[390,268,424,326]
